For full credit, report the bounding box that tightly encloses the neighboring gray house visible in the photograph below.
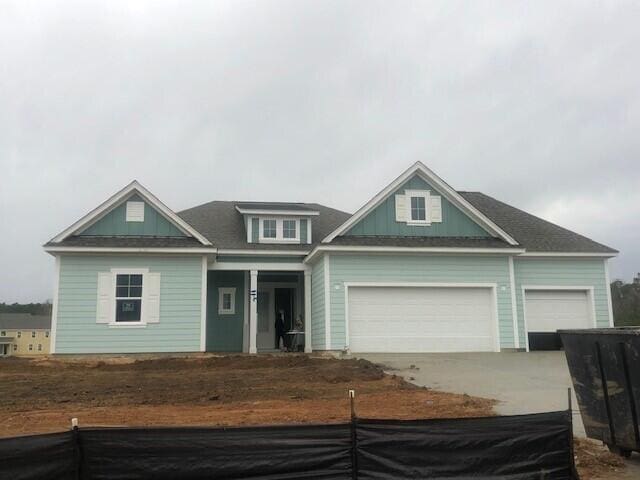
[43,162,617,354]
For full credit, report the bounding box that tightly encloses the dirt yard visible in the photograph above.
[0,354,625,479]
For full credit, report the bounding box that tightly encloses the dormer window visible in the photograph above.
[283,220,297,239]
[262,219,277,239]
[259,218,301,243]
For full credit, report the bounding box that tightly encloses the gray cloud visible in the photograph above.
[1,0,638,302]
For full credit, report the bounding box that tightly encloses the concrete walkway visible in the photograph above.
[356,351,640,479]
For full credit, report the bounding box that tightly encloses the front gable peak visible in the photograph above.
[322,162,519,245]
[49,180,211,246]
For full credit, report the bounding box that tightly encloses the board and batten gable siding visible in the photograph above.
[55,255,203,353]
[345,175,491,237]
[327,254,516,350]
[310,258,326,349]
[513,258,611,347]
[206,271,245,352]
[79,194,186,237]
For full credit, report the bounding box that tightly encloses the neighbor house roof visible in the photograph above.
[178,201,351,251]
[459,192,618,254]
[0,313,51,330]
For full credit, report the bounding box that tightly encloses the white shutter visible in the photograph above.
[395,194,408,222]
[430,195,442,223]
[96,272,113,324]
[145,272,161,323]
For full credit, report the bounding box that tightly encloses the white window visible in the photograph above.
[17,331,21,338]
[405,190,430,225]
[258,218,301,243]
[31,331,36,338]
[29,344,33,351]
[115,273,143,322]
[45,331,49,338]
[262,219,277,239]
[38,344,42,351]
[218,287,236,315]
[13,344,17,351]
[0,331,5,337]
[126,201,145,222]
[283,219,297,239]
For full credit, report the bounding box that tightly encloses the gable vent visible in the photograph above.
[126,201,145,222]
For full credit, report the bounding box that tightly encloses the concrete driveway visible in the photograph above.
[356,351,640,478]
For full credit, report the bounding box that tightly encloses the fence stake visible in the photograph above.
[567,388,579,478]
[349,390,358,480]
[71,418,81,480]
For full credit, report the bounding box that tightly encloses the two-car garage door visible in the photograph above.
[347,286,497,353]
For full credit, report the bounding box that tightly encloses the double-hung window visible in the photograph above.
[283,219,297,239]
[262,219,277,239]
[115,274,143,322]
[405,190,430,225]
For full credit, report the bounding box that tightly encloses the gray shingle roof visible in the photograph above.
[0,313,51,330]
[235,202,319,212]
[44,236,205,249]
[459,192,617,253]
[178,201,351,250]
[328,235,517,249]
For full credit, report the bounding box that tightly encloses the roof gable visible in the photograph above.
[49,181,211,246]
[78,194,186,237]
[345,174,492,238]
[323,162,519,245]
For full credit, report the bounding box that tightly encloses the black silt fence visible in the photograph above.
[0,411,578,480]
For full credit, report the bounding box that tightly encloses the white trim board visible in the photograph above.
[324,254,331,350]
[235,206,320,216]
[44,246,217,254]
[217,249,309,256]
[604,260,614,327]
[200,255,208,352]
[49,180,211,245]
[321,161,519,246]
[209,262,310,272]
[49,256,61,354]
[343,282,501,353]
[520,285,597,352]
[305,245,525,263]
[508,256,520,349]
[519,252,617,258]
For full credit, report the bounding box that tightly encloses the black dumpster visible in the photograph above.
[559,328,640,457]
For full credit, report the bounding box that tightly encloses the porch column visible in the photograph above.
[304,270,312,353]
[249,270,258,354]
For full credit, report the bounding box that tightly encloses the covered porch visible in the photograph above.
[205,264,311,353]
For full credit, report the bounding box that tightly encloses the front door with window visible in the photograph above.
[256,290,275,350]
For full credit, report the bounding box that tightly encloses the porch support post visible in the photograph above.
[249,269,258,354]
[304,270,312,353]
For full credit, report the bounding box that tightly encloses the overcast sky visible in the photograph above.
[1,0,639,303]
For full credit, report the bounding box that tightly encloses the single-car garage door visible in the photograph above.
[524,289,593,350]
[347,286,497,353]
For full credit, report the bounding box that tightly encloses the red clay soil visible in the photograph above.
[0,355,625,479]
[0,355,493,435]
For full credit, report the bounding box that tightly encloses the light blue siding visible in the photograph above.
[79,194,186,237]
[207,271,244,352]
[310,259,326,349]
[251,218,259,243]
[513,258,611,346]
[345,175,491,237]
[55,255,203,353]
[300,219,308,243]
[327,254,516,350]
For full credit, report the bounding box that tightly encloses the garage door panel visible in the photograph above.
[525,290,591,333]
[348,286,495,353]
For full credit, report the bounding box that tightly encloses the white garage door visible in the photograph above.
[524,290,592,332]
[347,286,496,353]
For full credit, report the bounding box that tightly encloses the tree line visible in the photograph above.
[611,274,640,327]
[0,302,52,316]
